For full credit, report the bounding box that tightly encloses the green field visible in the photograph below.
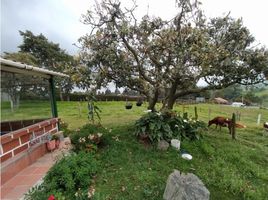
[2,101,268,129]
[1,101,268,199]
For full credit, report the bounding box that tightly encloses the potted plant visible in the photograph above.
[125,102,133,109]
[52,134,60,149]
[46,135,56,151]
[136,99,143,106]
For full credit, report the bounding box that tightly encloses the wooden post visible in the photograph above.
[257,114,261,125]
[194,106,198,120]
[231,113,236,140]
[183,112,188,119]
[78,101,82,117]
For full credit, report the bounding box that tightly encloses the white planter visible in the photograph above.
[171,139,180,150]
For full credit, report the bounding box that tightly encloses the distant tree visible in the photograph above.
[243,90,262,105]
[3,52,38,66]
[79,0,268,111]
[214,84,243,100]
[1,52,42,111]
[104,88,112,95]
[122,88,129,95]
[114,87,121,95]
[18,30,75,101]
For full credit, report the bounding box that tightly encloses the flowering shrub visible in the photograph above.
[135,110,206,143]
[25,152,99,200]
[59,119,71,137]
[70,124,106,153]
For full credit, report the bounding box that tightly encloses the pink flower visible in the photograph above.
[48,195,55,200]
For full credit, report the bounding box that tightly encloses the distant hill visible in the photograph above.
[255,89,268,97]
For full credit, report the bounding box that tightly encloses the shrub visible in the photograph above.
[25,152,99,200]
[70,124,106,153]
[59,119,71,137]
[134,111,206,143]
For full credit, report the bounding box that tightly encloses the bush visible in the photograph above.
[25,152,99,200]
[134,111,206,143]
[70,124,106,153]
[59,119,71,137]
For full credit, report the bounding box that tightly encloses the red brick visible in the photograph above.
[0,152,12,162]
[50,118,58,124]
[13,129,28,139]
[1,135,12,144]
[21,133,32,144]
[45,125,53,132]
[2,139,20,153]
[39,121,50,128]
[28,125,41,132]
[14,144,29,155]
[50,129,57,134]
[34,129,44,137]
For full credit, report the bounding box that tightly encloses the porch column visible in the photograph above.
[49,76,58,118]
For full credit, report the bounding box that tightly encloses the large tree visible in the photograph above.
[18,30,75,101]
[79,0,268,110]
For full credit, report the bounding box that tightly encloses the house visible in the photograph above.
[214,97,229,104]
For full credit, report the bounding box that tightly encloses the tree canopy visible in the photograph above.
[18,30,75,100]
[79,0,268,110]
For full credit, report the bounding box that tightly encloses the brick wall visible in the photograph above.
[0,118,59,163]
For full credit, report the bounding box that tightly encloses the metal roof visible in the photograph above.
[0,58,69,79]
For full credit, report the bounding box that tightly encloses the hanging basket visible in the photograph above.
[125,105,133,109]
[136,102,143,106]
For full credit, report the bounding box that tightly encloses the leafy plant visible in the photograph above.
[51,134,59,141]
[25,152,99,200]
[70,124,106,153]
[134,110,206,143]
[87,94,101,124]
[59,119,71,137]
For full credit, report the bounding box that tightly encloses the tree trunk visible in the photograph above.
[10,92,20,112]
[10,99,14,112]
[59,86,64,101]
[147,89,159,111]
[166,96,176,110]
[66,95,70,101]
[161,80,179,110]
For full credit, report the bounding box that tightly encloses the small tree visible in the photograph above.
[2,52,40,111]
[114,87,121,95]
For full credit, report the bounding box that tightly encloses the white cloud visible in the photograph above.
[1,0,268,56]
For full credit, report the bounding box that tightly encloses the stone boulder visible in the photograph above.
[157,140,169,151]
[163,170,210,200]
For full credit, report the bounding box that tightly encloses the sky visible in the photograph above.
[1,0,268,56]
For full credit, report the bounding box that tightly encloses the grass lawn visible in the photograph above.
[1,101,268,199]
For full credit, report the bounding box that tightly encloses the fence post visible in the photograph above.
[257,114,261,125]
[194,106,198,120]
[231,113,236,140]
[183,112,188,119]
[78,101,82,117]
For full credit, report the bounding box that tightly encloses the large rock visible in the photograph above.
[163,170,210,200]
[157,140,169,151]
